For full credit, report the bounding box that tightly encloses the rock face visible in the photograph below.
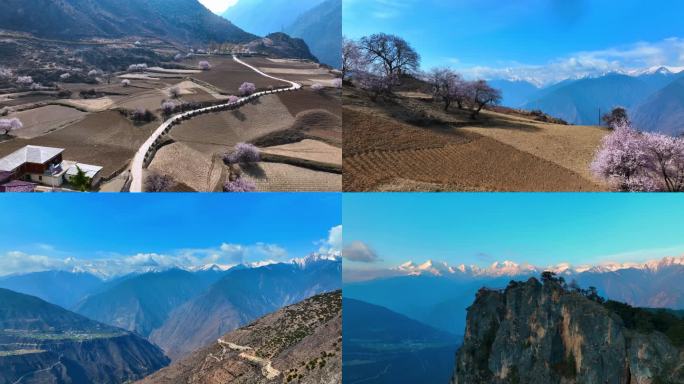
[452,278,684,384]
[0,288,169,384]
[138,290,342,384]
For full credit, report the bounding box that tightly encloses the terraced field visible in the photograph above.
[343,90,606,192]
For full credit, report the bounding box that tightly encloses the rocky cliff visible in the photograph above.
[139,290,342,384]
[452,277,684,384]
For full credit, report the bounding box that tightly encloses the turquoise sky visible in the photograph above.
[343,193,684,268]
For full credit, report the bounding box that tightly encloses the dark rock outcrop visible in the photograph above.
[452,278,684,384]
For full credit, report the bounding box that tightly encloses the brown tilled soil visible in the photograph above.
[182,57,289,94]
[169,94,295,155]
[277,89,341,117]
[0,110,155,178]
[241,162,341,192]
[343,106,604,192]
[10,105,86,139]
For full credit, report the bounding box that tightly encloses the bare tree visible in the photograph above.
[342,37,363,80]
[426,68,464,111]
[358,33,420,78]
[468,80,502,118]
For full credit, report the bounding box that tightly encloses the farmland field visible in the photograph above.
[343,87,607,192]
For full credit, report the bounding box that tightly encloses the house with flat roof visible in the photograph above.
[0,146,103,190]
[0,145,65,185]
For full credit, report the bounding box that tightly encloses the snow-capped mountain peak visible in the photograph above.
[392,255,684,278]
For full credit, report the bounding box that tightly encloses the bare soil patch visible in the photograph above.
[10,105,86,138]
[169,94,294,155]
[277,89,341,117]
[261,139,341,171]
[184,57,289,93]
[0,110,155,179]
[343,107,603,192]
[240,162,341,192]
[147,142,223,192]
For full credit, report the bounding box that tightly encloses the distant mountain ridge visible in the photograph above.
[222,0,325,37]
[491,67,684,135]
[0,288,169,384]
[284,0,342,67]
[150,256,341,359]
[345,255,684,336]
[0,0,256,44]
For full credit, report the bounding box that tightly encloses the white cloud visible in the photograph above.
[342,241,381,263]
[0,241,288,279]
[318,225,343,257]
[459,38,684,86]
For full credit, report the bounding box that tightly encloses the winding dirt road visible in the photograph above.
[129,55,301,192]
[216,338,281,380]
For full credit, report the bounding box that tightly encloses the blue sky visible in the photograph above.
[198,0,239,14]
[343,193,684,273]
[0,194,341,277]
[344,0,684,84]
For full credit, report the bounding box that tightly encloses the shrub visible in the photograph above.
[57,90,72,98]
[0,118,23,135]
[145,171,175,192]
[224,143,261,164]
[121,79,131,87]
[224,177,257,192]
[131,108,155,123]
[239,82,256,96]
[227,95,239,104]
[198,61,212,71]
[169,86,181,98]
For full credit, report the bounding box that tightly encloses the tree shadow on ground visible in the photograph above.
[241,163,266,179]
[232,110,246,121]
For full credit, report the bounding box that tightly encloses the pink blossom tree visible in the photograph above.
[121,79,131,87]
[227,95,239,104]
[332,78,343,89]
[128,63,148,72]
[239,82,256,96]
[161,101,176,115]
[145,171,176,192]
[355,72,395,101]
[198,61,212,71]
[426,68,465,111]
[223,177,256,192]
[16,76,33,87]
[311,83,325,93]
[224,143,261,164]
[0,118,23,135]
[591,123,684,191]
